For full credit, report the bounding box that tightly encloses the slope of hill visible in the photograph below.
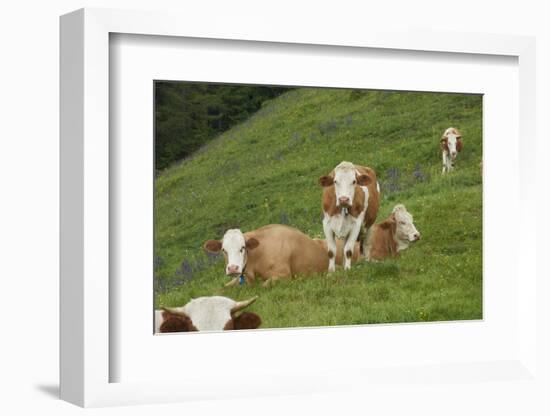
[154,87,483,328]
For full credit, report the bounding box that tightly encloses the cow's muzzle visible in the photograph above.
[338,196,351,207]
[226,264,241,275]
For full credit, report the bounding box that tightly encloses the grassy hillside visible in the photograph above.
[155,87,483,328]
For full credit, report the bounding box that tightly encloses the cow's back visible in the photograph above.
[245,224,329,279]
[355,165,380,229]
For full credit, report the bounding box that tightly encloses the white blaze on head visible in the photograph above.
[443,128,461,160]
[183,296,236,331]
[333,161,359,207]
[222,229,247,275]
[204,230,260,277]
[392,204,420,243]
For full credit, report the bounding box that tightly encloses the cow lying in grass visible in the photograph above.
[363,204,420,260]
[317,204,420,263]
[440,127,463,174]
[318,161,380,272]
[156,295,261,333]
[204,224,330,287]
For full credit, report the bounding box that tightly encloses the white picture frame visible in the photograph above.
[60,7,538,408]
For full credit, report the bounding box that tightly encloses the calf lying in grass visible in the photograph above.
[317,204,420,264]
[156,295,261,333]
[363,204,420,261]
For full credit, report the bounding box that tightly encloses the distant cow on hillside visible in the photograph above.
[155,295,261,333]
[440,127,463,174]
[318,161,380,271]
[204,224,330,287]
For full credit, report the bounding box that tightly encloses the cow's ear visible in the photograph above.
[380,214,396,230]
[204,239,222,253]
[233,312,262,330]
[160,310,196,333]
[356,174,371,186]
[318,175,334,187]
[379,220,392,230]
[245,237,260,250]
[456,138,463,151]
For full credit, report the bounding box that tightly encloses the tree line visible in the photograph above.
[155,81,291,171]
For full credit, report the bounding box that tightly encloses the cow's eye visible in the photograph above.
[334,180,338,185]
[352,180,356,185]
[240,247,245,252]
[400,221,406,225]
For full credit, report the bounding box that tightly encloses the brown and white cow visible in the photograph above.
[363,204,420,260]
[440,127,463,174]
[155,295,261,333]
[204,224,330,287]
[318,161,380,271]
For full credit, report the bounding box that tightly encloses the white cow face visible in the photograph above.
[441,128,463,160]
[158,296,261,332]
[319,161,371,208]
[204,229,259,276]
[393,204,420,243]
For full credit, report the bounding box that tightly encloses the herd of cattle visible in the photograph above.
[155,127,464,333]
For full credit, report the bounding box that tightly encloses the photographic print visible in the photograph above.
[153,82,482,333]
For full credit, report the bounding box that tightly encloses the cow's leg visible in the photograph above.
[441,152,447,174]
[344,218,363,270]
[323,217,337,272]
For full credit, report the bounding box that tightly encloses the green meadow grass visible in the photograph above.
[155,87,483,328]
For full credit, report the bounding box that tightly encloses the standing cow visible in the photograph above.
[318,161,380,271]
[440,127,463,174]
[204,224,330,287]
[316,204,420,263]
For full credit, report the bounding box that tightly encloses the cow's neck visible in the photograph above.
[394,236,409,252]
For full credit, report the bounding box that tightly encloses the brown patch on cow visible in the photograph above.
[233,312,262,330]
[160,310,198,332]
[231,224,329,285]
[356,174,371,186]
[245,237,260,250]
[222,319,234,330]
[327,250,334,259]
[222,313,262,330]
[355,165,380,229]
[204,239,222,253]
[366,215,399,260]
[321,186,342,216]
[319,175,334,187]
[349,185,366,218]
[345,249,353,259]
[440,137,449,152]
